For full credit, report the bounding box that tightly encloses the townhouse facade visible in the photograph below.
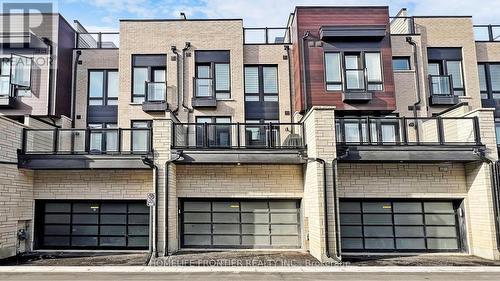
[1,6,500,263]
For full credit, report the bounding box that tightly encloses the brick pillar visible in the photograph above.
[302,106,337,262]
[464,108,500,260]
[152,116,176,256]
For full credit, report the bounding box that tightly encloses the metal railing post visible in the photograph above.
[366,117,372,144]
[53,128,59,153]
[265,27,269,44]
[267,122,273,148]
[437,117,445,145]
[473,117,482,145]
[85,127,91,153]
[401,117,408,145]
[415,118,421,145]
[98,33,102,48]
[118,128,122,153]
[204,123,209,148]
[489,25,494,42]
[21,128,27,153]
[237,122,241,148]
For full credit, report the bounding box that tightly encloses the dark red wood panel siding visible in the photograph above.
[291,7,396,112]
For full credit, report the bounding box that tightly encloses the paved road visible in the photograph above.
[1,272,500,280]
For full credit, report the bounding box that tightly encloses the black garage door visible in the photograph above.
[339,200,464,252]
[35,200,149,249]
[181,200,301,248]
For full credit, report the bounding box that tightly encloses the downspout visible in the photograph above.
[303,156,330,259]
[406,36,421,119]
[284,45,294,124]
[181,42,193,140]
[164,152,182,256]
[331,149,350,260]
[171,46,181,114]
[142,156,158,263]
[42,38,54,117]
[300,32,310,113]
[70,50,82,128]
[475,150,500,251]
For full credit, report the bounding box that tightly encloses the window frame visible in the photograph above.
[478,62,500,100]
[195,62,231,100]
[324,51,384,93]
[88,69,118,106]
[131,54,167,103]
[131,120,152,153]
[427,59,465,96]
[392,56,411,71]
[243,64,279,102]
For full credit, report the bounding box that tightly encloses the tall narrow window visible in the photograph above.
[88,70,118,106]
[478,64,488,99]
[365,52,383,91]
[131,121,151,153]
[477,63,500,100]
[132,55,166,103]
[195,51,231,99]
[244,65,278,102]
[0,59,11,97]
[324,53,342,91]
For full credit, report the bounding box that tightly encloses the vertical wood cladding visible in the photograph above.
[291,7,396,112]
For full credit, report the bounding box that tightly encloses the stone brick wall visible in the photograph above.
[33,170,153,199]
[0,116,34,259]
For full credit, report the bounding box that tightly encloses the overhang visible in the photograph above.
[173,149,306,164]
[320,25,386,40]
[18,154,152,170]
[337,145,485,163]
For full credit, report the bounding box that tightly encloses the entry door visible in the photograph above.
[339,200,463,252]
[181,200,301,249]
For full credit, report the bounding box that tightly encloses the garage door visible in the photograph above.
[35,200,149,249]
[339,200,463,252]
[181,200,300,248]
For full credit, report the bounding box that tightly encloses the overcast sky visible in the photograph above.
[15,0,500,31]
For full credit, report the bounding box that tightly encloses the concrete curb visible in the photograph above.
[1,266,500,273]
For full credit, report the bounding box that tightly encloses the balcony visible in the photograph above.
[171,122,306,164]
[243,28,290,44]
[473,25,500,42]
[192,78,216,108]
[18,127,152,169]
[342,69,373,102]
[428,75,459,105]
[76,32,119,49]
[142,81,167,112]
[335,117,484,162]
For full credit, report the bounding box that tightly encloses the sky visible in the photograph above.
[7,0,500,31]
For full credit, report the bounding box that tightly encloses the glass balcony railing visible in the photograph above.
[172,122,305,149]
[146,81,166,102]
[21,128,152,155]
[429,75,453,96]
[76,32,120,48]
[345,69,367,91]
[243,27,290,44]
[194,78,214,98]
[473,25,500,42]
[335,117,481,146]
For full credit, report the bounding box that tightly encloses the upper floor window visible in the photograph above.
[131,120,152,152]
[427,48,464,96]
[89,70,118,106]
[324,52,383,92]
[0,55,33,98]
[194,51,230,99]
[244,65,278,102]
[393,57,411,71]
[478,63,500,100]
[132,55,166,103]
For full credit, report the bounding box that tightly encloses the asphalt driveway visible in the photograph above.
[0,252,149,266]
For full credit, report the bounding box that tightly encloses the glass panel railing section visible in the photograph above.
[22,128,151,155]
[194,78,214,98]
[429,75,452,95]
[24,129,55,153]
[336,117,480,146]
[76,32,119,48]
[146,82,166,102]
[172,123,305,149]
[243,28,290,44]
[345,70,366,91]
[441,118,476,144]
[473,25,500,41]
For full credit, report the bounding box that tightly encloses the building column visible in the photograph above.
[152,116,176,256]
[302,106,337,262]
[464,108,500,260]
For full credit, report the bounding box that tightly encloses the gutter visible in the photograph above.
[181,42,193,140]
[331,149,350,260]
[42,38,54,117]
[70,50,82,128]
[164,152,182,256]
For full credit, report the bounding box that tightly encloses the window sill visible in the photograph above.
[394,70,414,73]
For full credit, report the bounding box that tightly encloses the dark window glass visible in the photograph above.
[393,57,411,70]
